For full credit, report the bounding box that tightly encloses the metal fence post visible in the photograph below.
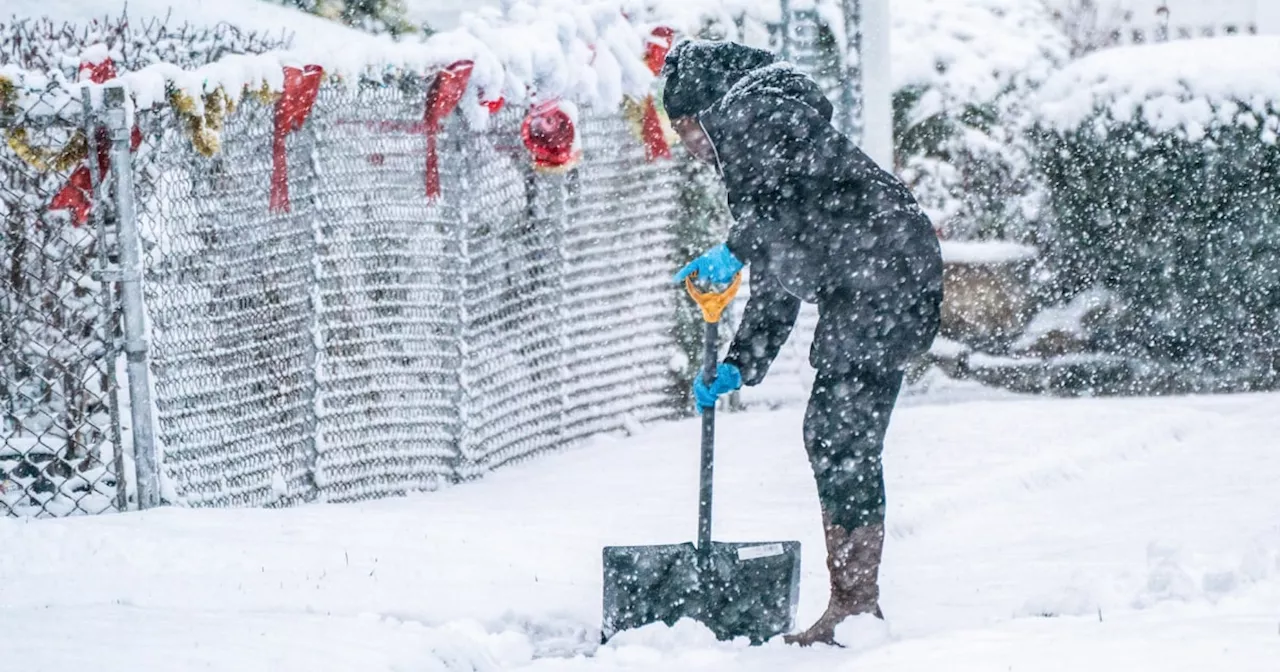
[102,83,161,509]
[83,85,129,512]
[449,123,475,480]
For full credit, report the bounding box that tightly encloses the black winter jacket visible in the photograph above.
[665,43,943,383]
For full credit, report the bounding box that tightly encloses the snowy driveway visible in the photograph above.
[2,392,1278,670]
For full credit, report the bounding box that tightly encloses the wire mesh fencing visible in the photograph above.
[0,85,126,517]
[125,75,687,508]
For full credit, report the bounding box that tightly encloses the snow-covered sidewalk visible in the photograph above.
[2,391,1278,671]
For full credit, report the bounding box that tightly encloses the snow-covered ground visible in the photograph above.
[3,389,1278,670]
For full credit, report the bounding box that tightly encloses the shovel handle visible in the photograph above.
[684,271,741,559]
[684,271,742,324]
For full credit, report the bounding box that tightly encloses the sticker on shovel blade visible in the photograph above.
[737,544,785,561]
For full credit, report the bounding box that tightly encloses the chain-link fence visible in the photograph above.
[1,7,860,516]
[124,77,686,508]
[0,86,126,517]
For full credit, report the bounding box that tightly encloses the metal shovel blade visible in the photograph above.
[601,539,801,644]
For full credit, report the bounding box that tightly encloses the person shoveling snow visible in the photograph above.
[664,39,944,646]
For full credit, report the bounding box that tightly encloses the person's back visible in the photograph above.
[663,39,943,646]
[698,61,941,365]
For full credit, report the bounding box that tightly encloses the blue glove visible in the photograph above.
[673,243,744,285]
[693,362,742,411]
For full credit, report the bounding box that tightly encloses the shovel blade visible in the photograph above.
[601,540,801,644]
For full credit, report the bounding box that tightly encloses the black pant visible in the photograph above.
[802,364,904,531]
[802,289,926,532]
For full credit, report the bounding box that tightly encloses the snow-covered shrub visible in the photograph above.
[1033,36,1280,383]
[891,0,1069,242]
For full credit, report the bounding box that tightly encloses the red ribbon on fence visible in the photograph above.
[423,60,474,201]
[640,27,674,162]
[639,96,670,162]
[645,26,675,75]
[49,55,144,226]
[269,64,325,214]
[78,56,118,86]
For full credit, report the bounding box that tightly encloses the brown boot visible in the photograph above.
[784,519,885,646]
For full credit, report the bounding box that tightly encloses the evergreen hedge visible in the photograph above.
[1034,59,1280,386]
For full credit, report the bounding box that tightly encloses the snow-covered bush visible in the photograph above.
[891,0,1069,242]
[1033,36,1280,383]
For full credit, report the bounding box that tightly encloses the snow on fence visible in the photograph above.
[0,2,867,516]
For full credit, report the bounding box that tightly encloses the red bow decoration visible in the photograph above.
[422,60,475,201]
[269,65,325,213]
[50,53,142,226]
[645,26,675,75]
[482,93,505,115]
[78,56,117,85]
[640,27,675,161]
[521,99,580,171]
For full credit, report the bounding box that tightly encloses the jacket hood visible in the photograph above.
[659,39,777,119]
[714,61,834,124]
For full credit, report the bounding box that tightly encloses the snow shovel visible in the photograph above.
[601,271,801,645]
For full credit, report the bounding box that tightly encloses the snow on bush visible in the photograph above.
[891,0,1070,241]
[1035,35,1280,140]
[1031,36,1280,384]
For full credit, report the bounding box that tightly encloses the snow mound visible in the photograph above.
[833,613,893,651]
[1133,539,1280,609]
[1013,288,1118,352]
[602,617,726,650]
[1036,35,1280,136]
[1020,535,1280,622]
